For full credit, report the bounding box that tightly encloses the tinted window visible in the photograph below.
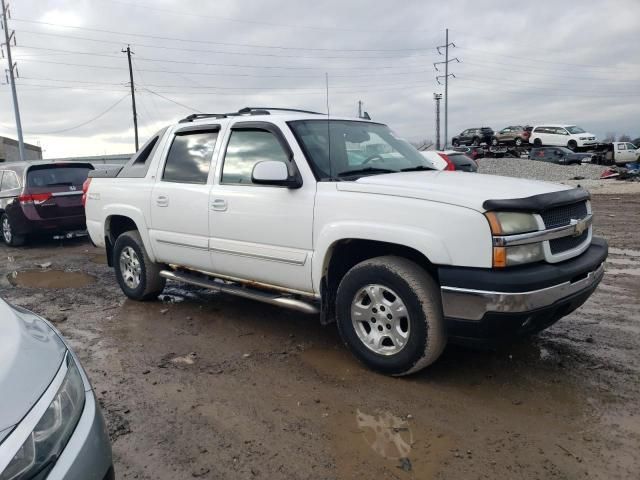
[448,153,477,172]
[119,127,168,178]
[566,126,585,134]
[553,127,568,135]
[162,131,218,184]
[222,129,289,185]
[27,166,89,187]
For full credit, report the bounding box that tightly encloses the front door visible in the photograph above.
[208,122,315,293]
[149,126,220,270]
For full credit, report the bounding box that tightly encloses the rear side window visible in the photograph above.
[221,129,289,185]
[162,130,218,184]
[618,144,627,150]
[27,166,90,188]
[2,171,19,190]
[118,127,167,178]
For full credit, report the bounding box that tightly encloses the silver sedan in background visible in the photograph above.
[0,299,113,480]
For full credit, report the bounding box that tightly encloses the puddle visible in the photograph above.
[89,253,108,265]
[7,270,96,288]
[356,409,413,460]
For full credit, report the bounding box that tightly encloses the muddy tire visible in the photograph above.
[1,213,26,247]
[335,256,446,376]
[113,230,165,301]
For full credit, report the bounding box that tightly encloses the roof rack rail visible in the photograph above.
[178,107,324,123]
[238,107,324,115]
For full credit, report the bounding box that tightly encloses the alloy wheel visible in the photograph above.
[119,246,142,289]
[2,217,12,243]
[350,284,411,356]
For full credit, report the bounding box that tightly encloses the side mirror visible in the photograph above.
[252,160,302,188]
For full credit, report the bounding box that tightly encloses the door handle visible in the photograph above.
[211,198,227,212]
[156,195,169,207]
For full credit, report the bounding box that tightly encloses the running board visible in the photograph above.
[159,270,319,315]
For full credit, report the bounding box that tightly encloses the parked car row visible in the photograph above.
[452,124,600,151]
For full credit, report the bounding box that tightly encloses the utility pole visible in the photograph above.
[357,100,363,119]
[122,45,139,151]
[433,93,442,150]
[1,0,25,161]
[435,29,459,148]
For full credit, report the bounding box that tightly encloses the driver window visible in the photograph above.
[221,129,289,185]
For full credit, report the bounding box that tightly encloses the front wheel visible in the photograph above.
[1,213,26,247]
[491,137,499,146]
[452,139,460,147]
[113,230,166,300]
[336,256,446,376]
[471,137,480,146]
[568,140,578,151]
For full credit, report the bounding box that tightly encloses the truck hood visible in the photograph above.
[336,171,572,211]
[0,299,66,434]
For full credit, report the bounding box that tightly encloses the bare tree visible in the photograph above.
[603,132,616,143]
[618,134,631,142]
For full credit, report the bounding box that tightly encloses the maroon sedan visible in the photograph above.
[0,161,93,246]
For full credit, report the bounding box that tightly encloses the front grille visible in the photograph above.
[550,230,589,254]
[540,201,588,229]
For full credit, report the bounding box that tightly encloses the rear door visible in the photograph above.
[149,125,221,270]
[23,164,92,219]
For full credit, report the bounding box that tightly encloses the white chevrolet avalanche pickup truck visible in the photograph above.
[85,107,608,376]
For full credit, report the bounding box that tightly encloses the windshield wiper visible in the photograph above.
[337,167,398,177]
[400,165,434,172]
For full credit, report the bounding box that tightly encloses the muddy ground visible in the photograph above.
[1,194,639,480]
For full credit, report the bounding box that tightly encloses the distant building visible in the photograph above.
[45,153,133,167]
[0,136,43,162]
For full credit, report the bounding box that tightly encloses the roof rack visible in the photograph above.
[178,107,324,123]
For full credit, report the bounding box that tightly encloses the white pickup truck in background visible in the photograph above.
[607,141,640,165]
[84,107,608,375]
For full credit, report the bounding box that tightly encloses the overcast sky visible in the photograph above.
[1,0,638,158]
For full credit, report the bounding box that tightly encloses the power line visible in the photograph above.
[16,29,431,60]
[94,0,431,33]
[14,44,431,71]
[29,94,129,134]
[142,88,203,113]
[11,18,433,53]
[16,57,433,79]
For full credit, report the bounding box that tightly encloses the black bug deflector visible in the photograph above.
[483,188,590,212]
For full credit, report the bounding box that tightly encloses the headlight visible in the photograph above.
[1,355,85,480]
[485,211,538,235]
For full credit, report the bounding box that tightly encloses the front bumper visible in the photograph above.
[439,237,608,344]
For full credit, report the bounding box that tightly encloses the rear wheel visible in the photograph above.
[1,213,26,247]
[336,256,446,376]
[452,139,460,147]
[471,137,480,146]
[491,137,499,146]
[515,137,523,147]
[533,138,542,147]
[113,230,166,300]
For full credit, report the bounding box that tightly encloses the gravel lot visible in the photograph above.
[0,194,639,479]
[478,157,605,182]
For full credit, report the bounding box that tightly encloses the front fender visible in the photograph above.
[312,222,452,293]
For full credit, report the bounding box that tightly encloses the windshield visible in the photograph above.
[288,120,432,180]
[566,126,586,134]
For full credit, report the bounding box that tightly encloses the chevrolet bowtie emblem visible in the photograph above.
[571,217,588,237]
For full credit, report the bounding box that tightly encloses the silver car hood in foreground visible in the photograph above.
[0,300,66,436]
